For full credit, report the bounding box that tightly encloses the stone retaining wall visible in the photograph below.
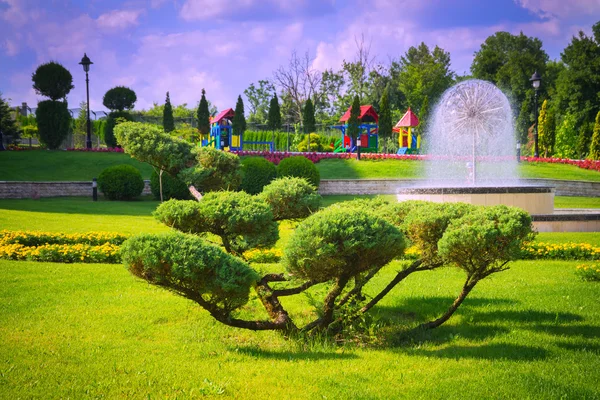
[0,180,152,199]
[0,178,597,199]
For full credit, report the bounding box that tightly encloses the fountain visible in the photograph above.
[396,79,555,214]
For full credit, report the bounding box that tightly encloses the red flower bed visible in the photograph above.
[521,157,600,172]
[67,147,124,153]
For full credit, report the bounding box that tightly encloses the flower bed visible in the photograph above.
[520,242,600,261]
[66,147,124,153]
[521,157,600,173]
[0,230,128,246]
[575,263,600,281]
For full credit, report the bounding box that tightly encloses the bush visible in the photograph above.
[0,242,121,263]
[103,86,137,111]
[98,164,145,200]
[277,155,320,187]
[121,232,259,313]
[575,263,600,281]
[283,207,405,283]
[104,111,134,147]
[240,157,276,194]
[31,62,74,101]
[154,191,279,255]
[259,177,321,220]
[36,100,71,149]
[179,147,242,192]
[0,230,127,246]
[297,133,323,152]
[150,170,192,200]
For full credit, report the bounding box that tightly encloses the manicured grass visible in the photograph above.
[2,258,600,399]
[0,151,154,181]
[554,196,600,209]
[2,150,599,181]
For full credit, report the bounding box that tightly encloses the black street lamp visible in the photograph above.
[79,53,93,149]
[530,70,541,158]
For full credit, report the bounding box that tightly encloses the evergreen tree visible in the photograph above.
[302,98,316,134]
[267,94,282,131]
[73,101,88,148]
[197,89,210,136]
[378,86,392,152]
[538,99,550,157]
[419,95,430,138]
[347,95,361,141]
[233,95,246,136]
[163,92,175,133]
[0,93,19,150]
[588,111,600,160]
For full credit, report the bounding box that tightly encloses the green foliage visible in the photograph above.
[0,93,19,139]
[245,80,275,124]
[283,207,405,283]
[31,62,74,101]
[554,113,578,159]
[121,232,259,313]
[347,95,360,140]
[297,133,331,152]
[259,177,321,221]
[98,164,144,201]
[302,98,316,133]
[277,156,320,187]
[240,157,276,195]
[103,86,137,112]
[267,93,282,131]
[179,147,242,192]
[395,43,455,109]
[378,86,392,145]
[576,121,594,159]
[150,170,192,201]
[154,192,279,255]
[538,99,556,157]
[438,205,534,275]
[163,92,175,133]
[104,111,134,148]
[233,95,246,136]
[419,96,430,137]
[35,100,70,149]
[588,112,600,160]
[197,89,210,135]
[114,122,195,176]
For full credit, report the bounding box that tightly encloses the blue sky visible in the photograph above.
[1,0,599,113]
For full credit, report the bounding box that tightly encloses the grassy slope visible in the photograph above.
[2,151,599,182]
[1,198,600,398]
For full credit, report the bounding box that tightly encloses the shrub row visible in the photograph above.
[0,230,128,246]
[0,243,121,263]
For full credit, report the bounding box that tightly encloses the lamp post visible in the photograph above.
[530,70,541,158]
[79,53,93,149]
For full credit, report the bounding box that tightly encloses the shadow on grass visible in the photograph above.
[235,346,359,361]
[529,324,600,339]
[555,341,600,354]
[0,196,160,216]
[404,343,549,361]
[468,310,585,324]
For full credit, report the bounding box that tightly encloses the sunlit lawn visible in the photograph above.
[1,196,600,399]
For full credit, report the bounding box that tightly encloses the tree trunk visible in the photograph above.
[320,274,351,328]
[418,278,478,330]
[159,168,164,202]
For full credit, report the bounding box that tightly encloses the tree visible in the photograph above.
[538,99,552,157]
[554,112,578,159]
[589,111,600,160]
[471,31,549,143]
[73,101,88,148]
[0,93,19,149]
[378,85,392,152]
[244,80,275,124]
[302,98,316,134]
[31,62,74,101]
[103,86,137,111]
[347,95,361,141]
[232,95,246,137]
[395,43,455,109]
[576,121,594,159]
[419,95,430,138]
[163,92,175,133]
[267,94,282,132]
[197,89,210,136]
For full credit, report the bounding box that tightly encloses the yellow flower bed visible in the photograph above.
[521,242,600,261]
[0,230,126,264]
[244,248,283,264]
[575,263,600,282]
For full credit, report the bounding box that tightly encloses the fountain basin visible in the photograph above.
[396,186,555,215]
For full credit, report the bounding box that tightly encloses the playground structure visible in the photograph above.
[206,108,273,151]
[333,105,379,153]
[393,108,420,154]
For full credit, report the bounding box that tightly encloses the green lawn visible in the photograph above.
[2,150,599,182]
[554,196,600,209]
[1,197,600,398]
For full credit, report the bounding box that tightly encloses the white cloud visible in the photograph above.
[3,38,18,55]
[97,9,143,30]
[180,0,254,20]
[515,0,600,18]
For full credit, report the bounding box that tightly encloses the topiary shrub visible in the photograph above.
[240,157,276,194]
[104,111,135,148]
[98,164,144,200]
[297,133,323,152]
[31,62,74,101]
[277,156,320,187]
[259,177,321,220]
[103,86,137,112]
[121,232,259,314]
[178,147,242,192]
[150,170,192,201]
[35,100,71,149]
[154,191,279,256]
